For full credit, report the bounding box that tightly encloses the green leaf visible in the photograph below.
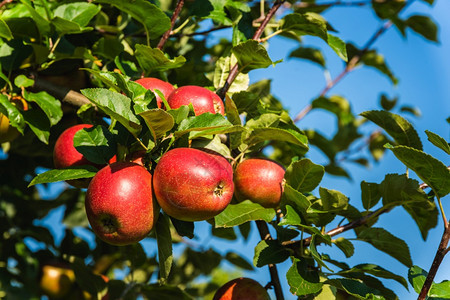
[141,284,193,300]
[425,130,450,155]
[0,94,25,134]
[81,88,141,135]
[357,227,413,267]
[429,280,450,298]
[248,127,308,152]
[54,2,100,27]
[333,237,354,258]
[170,217,194,239]
[52,17,92,35]
[281,184,311,219]
[253,240,290,267]
[310,235,333,271]
[139,109,175,140]
[281,13,327,40]
[339,264,408,289]
[224,252,253,270]
[379,173,429,207]
[175,113,233,137]
[224,95,242,126]
[0,19,13,40]
[327,33,348,61]
[386,145,450,198]
[135,45,186,74]
[73,125,117,165]
[214,200,276,228]
[403,199,438,240]
[317,187,349,212]
[14,75,34,88]
[71,258,107,297]
[380,94,398,111]
[312,95,354,125]
[361,49,398,85]
[361,110,422,150]
[287,258,323,296]
[289,46,326,67]
[360,181,381,210]
[326,278,384,299]
[408,265,427,294]
[285,158,324,193]
[28,166,98,187]
[214,56,249,94]
[23,91,62,126]
[22,109,50,144]
[19,0,51,36]
[406,15,438,42]
[231,40,281,74]
[155,213,173,283]
[95,0,171,38]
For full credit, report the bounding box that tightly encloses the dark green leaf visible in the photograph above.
[212,226,237,240]
[352,264,408,289]
[214,200,276,227]
[425,130,450,155]
[253,240,290,267]
[140,284,193,300]
[23,91,62,126]
[403,199,438,240]
[139,109,174,140]
[224,94,242,126]
[333,237,354,258]
[281,13,327,40]
[318,187,349,212]
[386,145,450,198]
[19,0,51,36]
[408,265,427,294]
[248,127,308,152]
[170,217,194,239]
[73,125,117,165]
[278,204,303,226]
[175,113,232,137]
[312,95,354,126]
[285,158,324,193]
[361,181,381,210]
[121,243,147,269]
[357,227,412,267]
[95,0,171,38]
[135,45,186,74]
[379,173,428,206]
[289,46,326,67]
[81,88,141,135]
[71,258,107,296]
[155,213,173,283]
[406,15,438,42]
[380,94,398,111]
[310,235,333,271]
[22,109,50,143]
[224,252,253,270]
[231,40,281,74]
[286,258,323,296]
[0,94,25,134]
[28,166,98,186]
[281,184,311,218]
[361,110,422,150]
[400,105,421,117]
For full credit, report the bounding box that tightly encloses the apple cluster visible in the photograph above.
[52,78,285,247]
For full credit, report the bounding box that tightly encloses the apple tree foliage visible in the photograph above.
[0,0,449,299]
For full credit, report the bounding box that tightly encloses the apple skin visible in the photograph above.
[135,77,175,108]
[167,86,224,116]
[213,277,270,300]
[39,261,76,299]
[153,148,234,221]
[85,162,158,245]
[234,158,285,208]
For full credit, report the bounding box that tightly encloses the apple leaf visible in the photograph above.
[253,240,290,267]
[285,158,324,193]
[317,187,349,212]
[360,181,381,210]
[247,127,308,152]
[287,258,323,296]
[327,33,348,62]
[339,264,408,289]
[326,278,384,299]
[81,88,142,135]
[73,125,117,165]
[14,75,34,88]
[28,165,98,187]
[0,19,13,40]
[379,174,428,207]
[385,145,450,198]
[139,109,175,140]
[224,94,242,126]
[95,0,171,38]
[214,56,249,94]
[140,284,193,300]
[403,198,438,240]
[281,184,311,219]
[214,200,276,228]
[357,227,413,267]
[231,40,281,74]
[429,280,450,298]
[425,130,450,155]
[278,205,303,226]
[224,252,254,270]
[174,113,233,137]
[135,45,186,74]
[22,109,51,144]
[155,213,173,283]
[361,110,422,150]
[408,265,427,294]
[406,15,438,42]
[54,2,100,28]
[71,257,107,297]
[281,13,327,41]
[23,91,62,126]
[333,237,355,258]
[289,46,326,67]
[170,217,194,239]
[0,94,25,134]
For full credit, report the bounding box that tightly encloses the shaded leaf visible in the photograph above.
[28,166,98,186]
[289,46,326,67]
[361,181,381,210]
[225,252,253,270]
[139,109,174,140]
[406,15,438,42]
[253,240,290,267]
[141,284,193,300]
[287,258,323,296]
[425,130,450,155]
[22,109,50,144]
[380,94,398,111]
[231,40,281,74]
[333,237,354,258]
[155,213,173,283]
[73,125,117,165]
[326,278,385,299]
[23,91,62,126]
[214,200,276,228]
[135,45,186,74]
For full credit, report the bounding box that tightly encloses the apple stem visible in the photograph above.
[256,220,285,300]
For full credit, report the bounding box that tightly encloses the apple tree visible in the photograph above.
[0,0,449,299]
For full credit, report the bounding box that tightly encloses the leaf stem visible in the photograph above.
[255,220,285,300]
[157,0,185,50]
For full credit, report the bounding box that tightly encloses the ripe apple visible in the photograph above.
[213,277,270,300]
[167,86,224,115]
[234,158,285,208]
[0,96,28,144]
[135,77,175,108]
[85,162,158,245]
[153,147,234,221]
[39,261,76,299]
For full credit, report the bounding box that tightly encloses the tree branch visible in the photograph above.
[256,220,285,300]
[218,0,285,99]
[156,0,185,50]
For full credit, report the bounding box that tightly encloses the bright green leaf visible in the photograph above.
[214,200,276,228]
[231,40,281,74]
[0,94,25,134]
[333,237,354,258]
[408,265,427,294]
[0,19,13,40]
[28,166,98,187]
[135,45,186,74]
[23,91,62,126]
[285,158,324,193]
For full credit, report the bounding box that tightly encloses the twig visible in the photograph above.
[0,0,12,9]
[295,0,371,9]
[256,220,285,300]
[218,0,285,99]
[174,25,231,38]
[157,0,185,50]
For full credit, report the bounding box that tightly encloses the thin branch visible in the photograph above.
[174,25,231,38]
[0,0,12,9]
[157,0,185,50]
[218,0,285,99]
[295,0,371,9]
[256,220,285,300]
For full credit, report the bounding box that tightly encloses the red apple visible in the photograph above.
[153,148,234,221]
[135,77,175,108]
[213,277,270,300]
[39,261,76,299]
[167,86,224,115]
[234,158,285,208]
[85,162,158,245]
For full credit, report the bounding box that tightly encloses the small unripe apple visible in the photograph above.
[153,148,234,221]
[213,277,270,300]
[135,77,175,108]
[234,158,285,208]
[167,86,224,115]
[39,261,76,299]
[85,162,158,245]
